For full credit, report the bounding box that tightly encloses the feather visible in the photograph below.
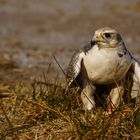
[66,43,92,87]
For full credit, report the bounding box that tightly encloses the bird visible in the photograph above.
[66,27,140,113]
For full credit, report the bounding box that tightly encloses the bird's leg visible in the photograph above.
[81,83,98,120]
[107,84,124,114]
[81,83,96,111]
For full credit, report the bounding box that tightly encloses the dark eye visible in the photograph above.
[104,33,111,38]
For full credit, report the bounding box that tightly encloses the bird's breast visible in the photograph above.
[83,46,132,84]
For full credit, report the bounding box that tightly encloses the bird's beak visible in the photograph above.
[91,37,96,46]
[95,34,104,42]
[91,35,103,46]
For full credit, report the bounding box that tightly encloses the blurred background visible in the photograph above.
[0,0,140,82]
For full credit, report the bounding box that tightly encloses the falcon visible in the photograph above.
[66,27,140,113]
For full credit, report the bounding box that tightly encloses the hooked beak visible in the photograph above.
[90,37,96,46]
[91,34,104,46]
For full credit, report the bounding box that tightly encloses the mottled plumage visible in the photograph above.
[66,43,91,87]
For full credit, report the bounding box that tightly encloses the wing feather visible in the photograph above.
[133,58,140,83]
[66,43,92,87]
[66,50,85,87]
[129,58,140,99]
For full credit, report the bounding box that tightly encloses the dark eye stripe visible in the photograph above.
[104,33,111,38]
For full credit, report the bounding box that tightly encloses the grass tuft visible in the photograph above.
[0,75,140,139]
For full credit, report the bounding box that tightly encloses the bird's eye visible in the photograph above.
[104,33,111,38]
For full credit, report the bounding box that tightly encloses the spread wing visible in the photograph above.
[66,43,92,87]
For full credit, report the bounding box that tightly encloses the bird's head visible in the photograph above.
[91,27,123,48]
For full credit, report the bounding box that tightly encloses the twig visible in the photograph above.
[53,55,66,76]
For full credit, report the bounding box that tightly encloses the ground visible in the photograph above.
[0,64,140,139]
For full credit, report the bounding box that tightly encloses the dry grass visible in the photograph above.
[0,76,140,140]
